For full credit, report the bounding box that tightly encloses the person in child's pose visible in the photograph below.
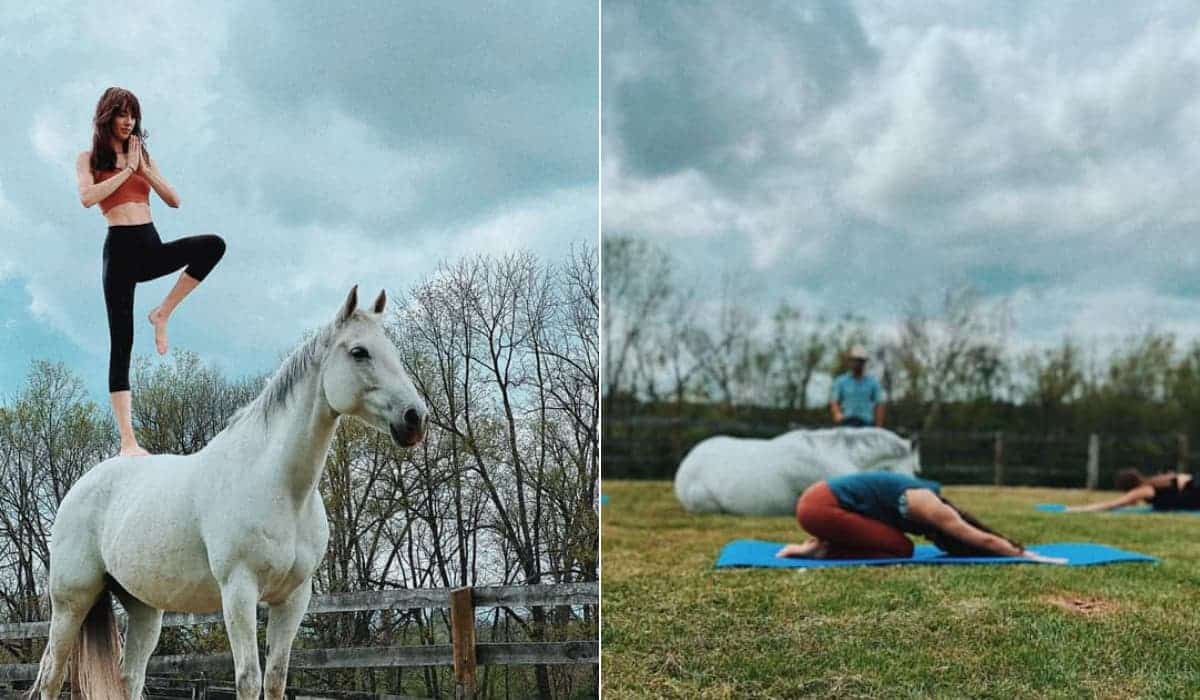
[778,471,1064,563]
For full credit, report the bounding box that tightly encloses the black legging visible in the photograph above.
[102,223,225,392]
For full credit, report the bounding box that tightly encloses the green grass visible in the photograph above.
[601,481,1200,699]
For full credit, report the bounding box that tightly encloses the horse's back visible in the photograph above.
[674,427,917,515]
[675,435,807,515]
[53,455,131,538]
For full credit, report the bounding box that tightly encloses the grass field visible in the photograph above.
[601,481,1200,699]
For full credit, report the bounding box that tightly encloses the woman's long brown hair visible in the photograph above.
[89,87,147,174]
[920,497,1023,556]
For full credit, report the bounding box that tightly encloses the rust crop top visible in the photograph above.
[94,168,151,214]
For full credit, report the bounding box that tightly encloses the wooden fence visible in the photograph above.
[0,582,598,699]
[604,414,1196,487]
[913,430,1191,488]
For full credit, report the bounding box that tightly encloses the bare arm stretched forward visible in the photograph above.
[905,490,1024,557]
[902,488,1074,565]
[906,492,1066,563]
[1065,484,1155,512]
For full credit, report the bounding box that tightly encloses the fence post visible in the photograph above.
[1086,434,1100,490]
[1178,432,1189,474]
[992,431,1004,486]
[451,586,478,700]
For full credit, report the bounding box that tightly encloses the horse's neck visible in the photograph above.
[230,372,339,505]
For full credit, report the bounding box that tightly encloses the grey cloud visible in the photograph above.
[604,0,876,180]
[222,1,596,227]
[603,0,1200,346]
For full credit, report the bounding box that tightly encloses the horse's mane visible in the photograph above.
[226,320,338,428]
[778,427,909,457]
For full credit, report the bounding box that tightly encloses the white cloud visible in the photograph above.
[603,2,1200,349]
[30,114,73,167]
[449,185,596,260]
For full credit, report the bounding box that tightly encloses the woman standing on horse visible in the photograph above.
[76,87,225,456]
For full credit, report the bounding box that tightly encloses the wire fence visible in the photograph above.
[603,415,1194,489]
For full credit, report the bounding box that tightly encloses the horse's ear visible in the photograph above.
[372,289,387,314]
[338,285,359,324]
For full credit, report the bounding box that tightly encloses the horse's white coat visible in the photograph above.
[34,287,428,700]
[673,427,920,515]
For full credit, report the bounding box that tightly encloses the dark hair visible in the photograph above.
[920,497,1023,557]
[89,87,148,174]
[1114,468,1145,492]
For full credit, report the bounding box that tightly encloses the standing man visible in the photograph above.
[830,345,886,428]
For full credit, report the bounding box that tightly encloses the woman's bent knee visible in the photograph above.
[188,235,225,281]
[796,481,834,532]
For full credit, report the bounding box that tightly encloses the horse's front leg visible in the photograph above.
[263,581,312,700]
[219,569,263,700]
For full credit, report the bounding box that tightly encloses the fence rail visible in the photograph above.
[0,582,598,699]
[604,415,1196,487]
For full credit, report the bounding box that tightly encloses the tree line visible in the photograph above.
[0,247,598,700]
[604,234,1200,478]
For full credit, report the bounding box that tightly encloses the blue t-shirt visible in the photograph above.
[831,372,885,425]
[826,472,941,532]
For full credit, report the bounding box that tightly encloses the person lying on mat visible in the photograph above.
[1066,469,1200,512]
[778,471,1064,563]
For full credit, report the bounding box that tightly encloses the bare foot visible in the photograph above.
[119,443,151,457]
[777,538,824,558]
[148,307,169,355]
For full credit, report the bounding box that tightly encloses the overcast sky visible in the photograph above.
[603,0,1200,352]
[0,1,597,398]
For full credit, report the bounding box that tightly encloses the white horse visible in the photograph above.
[674,427,920,515]
[30,286,428,700]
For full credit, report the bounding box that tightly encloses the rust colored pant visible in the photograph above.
[795,481,914,559]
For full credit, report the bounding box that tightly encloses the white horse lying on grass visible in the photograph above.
[674,427,920,516]
[31,287,428,700]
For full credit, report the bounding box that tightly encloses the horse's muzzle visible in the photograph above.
[389,407,428,447]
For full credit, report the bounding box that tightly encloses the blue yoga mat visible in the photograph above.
[715,539,1157,569]
[1036,503,1200,515]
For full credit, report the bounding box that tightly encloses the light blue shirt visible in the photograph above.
[831,372,886,425]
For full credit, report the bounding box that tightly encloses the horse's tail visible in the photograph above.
[71,590,125,698]
[28,590,126,699]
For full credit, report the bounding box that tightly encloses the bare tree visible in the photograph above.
[131,350,262,454]
[761,304,838,413]
[1019,338,1085,432]
[1102,331,1175,404]
[602,235,675,400]
[0,362,112,643]
[392,249,598,699]
[893,285,1009,430]
[683,274,756,407]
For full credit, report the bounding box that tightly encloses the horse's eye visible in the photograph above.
[350,346,370,360]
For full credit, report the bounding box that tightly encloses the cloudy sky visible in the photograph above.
[0,1,596,398]
[603,0,1200,350]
